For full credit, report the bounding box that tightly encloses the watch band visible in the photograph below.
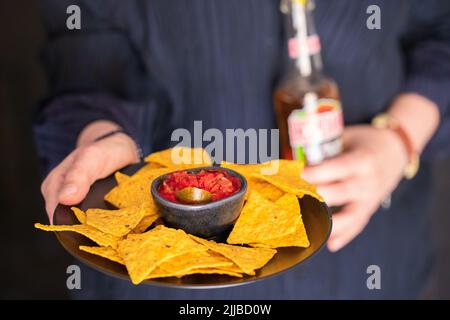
[371,113,419,180]
[94,129,143,161]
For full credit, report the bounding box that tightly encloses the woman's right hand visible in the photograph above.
[41,121,140,223]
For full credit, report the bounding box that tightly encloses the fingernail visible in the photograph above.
[59,184,78,198]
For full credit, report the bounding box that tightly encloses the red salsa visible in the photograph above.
[158,170,241,203]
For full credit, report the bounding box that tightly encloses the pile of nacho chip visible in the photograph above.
[35,147,323,285]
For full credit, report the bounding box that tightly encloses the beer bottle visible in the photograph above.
[274,0,343,164]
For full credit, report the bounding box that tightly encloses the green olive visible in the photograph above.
[175,187,213,204]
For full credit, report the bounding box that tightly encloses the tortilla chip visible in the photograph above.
[145,147,212,169]
[34,223,119,248]
[104,168,169,209]
[71,207,86,224]
[114,172,130,184]
[132,163,165,178]
[85,206,147,237]
[189,235,276,275]
[177,268,242,278]
[132,214,159,233]
[272,193,309,247]
[117,225,206,284]
[220,161,287,202]
[221,159,300,177]
[250,180,284,202]
[253,173,323,201]
[249,159,321,201]
[79,245,124,264]
[145,267,179,279]
[214,263,245,274]
[250,194,309,248]
[146,266,243,279]
[195,263,246,277]
[158,250,233,276]
[220,161,265,182]
[226,190,297,245]
[222,159,303,177]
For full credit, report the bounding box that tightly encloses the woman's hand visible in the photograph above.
[41,121,140,223]
[303,125,408,252]
[302,94,440,252]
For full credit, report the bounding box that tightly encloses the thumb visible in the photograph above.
[58,146,104,205]
[57,133,138,205]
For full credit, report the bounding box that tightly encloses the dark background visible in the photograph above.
[0,1,449,299]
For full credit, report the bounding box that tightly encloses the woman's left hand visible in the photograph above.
[302,125,408,252]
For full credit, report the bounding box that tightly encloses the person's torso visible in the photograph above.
[126,0,409,133]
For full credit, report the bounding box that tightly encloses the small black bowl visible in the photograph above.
[151,166,247,238]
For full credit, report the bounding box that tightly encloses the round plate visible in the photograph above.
[54,163,332,289]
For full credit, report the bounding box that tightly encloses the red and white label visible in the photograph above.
[288,99,343,146]
[288,34,321,59]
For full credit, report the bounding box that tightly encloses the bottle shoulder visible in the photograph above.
[275,73,339,100]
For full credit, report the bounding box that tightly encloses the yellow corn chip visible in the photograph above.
[189,235,276,275]
[114,172,130,184]
[250,194,309,248]
[85,206,147,237]
[221,159,301,177]
[220,161,259,175]
[227,190,297,245]
[253,173,323,202]
[272,193,309,247]
[117,225,206,284]
[250,180,284,202]
[132,214,159,233]
[251,160,322,201]
[144,147,212,168]
[79,245,124,264]
[145,267,179,279]
[214,263,244,274]
[146,267,243,279]
[132,163,165,178]
[71,207,86,224]
[177,268,242,278]
[104,168,169,209]
[222,159,303,177]
[158,250,233,276]
[221,160,292,202]
[34,223,119,248]
[186,268,242,278]
[197,263,245,277]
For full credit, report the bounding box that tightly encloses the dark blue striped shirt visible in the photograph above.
[33,0,450,299]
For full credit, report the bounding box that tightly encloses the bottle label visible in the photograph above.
[288,34,321,59]
[287,98,343,163]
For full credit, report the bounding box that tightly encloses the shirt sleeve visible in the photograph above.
[33,0,156,174]
[401,0,450,160]
[33,94,145,174]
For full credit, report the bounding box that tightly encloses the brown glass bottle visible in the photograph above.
[274,0,343,164]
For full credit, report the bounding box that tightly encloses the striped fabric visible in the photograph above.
[34,0,449,299]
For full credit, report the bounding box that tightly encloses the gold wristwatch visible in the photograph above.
[372,113,420,180]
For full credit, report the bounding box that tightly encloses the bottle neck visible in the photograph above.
[282,0,323,79]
